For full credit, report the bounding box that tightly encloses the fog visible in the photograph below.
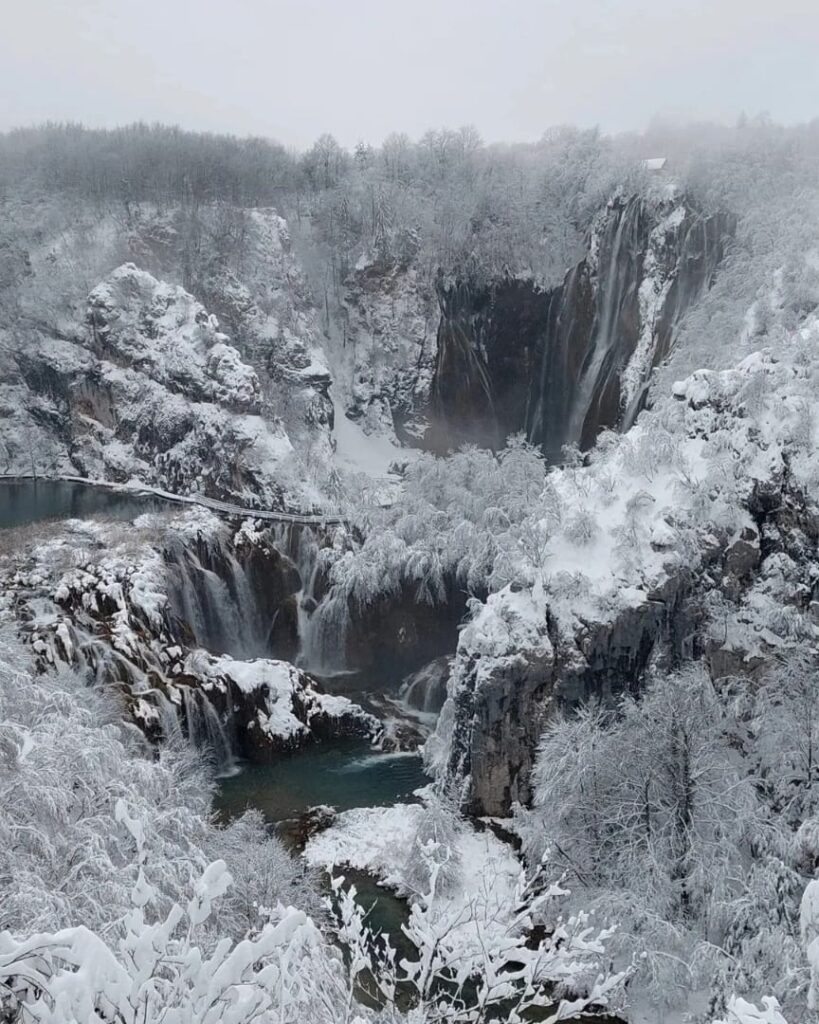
[1,0,816,147]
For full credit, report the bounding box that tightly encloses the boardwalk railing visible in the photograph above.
[179,492,349,526]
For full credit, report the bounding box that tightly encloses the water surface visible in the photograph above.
[0,479,172,529]
[215,740,428,824]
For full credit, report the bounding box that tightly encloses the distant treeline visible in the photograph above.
[0,122,301,205]
[3,117,819,288]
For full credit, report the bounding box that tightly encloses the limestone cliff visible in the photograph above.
[428,193,734,458]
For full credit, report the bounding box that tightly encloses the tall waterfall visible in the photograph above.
[429,193,735,460]
[564,199,642,448]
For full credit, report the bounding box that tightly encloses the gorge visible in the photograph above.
[3,119,819,1023]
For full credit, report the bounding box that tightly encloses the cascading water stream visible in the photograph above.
[398,656,451,721]
[167,540,268,658]
[181,686,237,777]
[566,201,638,447]
[290,524,352,676]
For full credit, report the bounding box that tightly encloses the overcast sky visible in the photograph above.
[1,0,816,149]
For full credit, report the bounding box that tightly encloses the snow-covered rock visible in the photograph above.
[338,257,437,442]
[304,800,523,963]
[6,265,301,505]
[0,507,377,761]
[182,650,379,755]
[87,264,261,411]
[429,309,819,815]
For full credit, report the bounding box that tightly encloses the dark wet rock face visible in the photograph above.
[445,574,695,818]
[428,277,551,451]
[173,660,378,766]
[428,195,735,459]
[344,582,470,685]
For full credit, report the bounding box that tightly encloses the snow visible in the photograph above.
[189,651,376,741]
[620,200,688,412]
[457,587,554,691]
[331,392,407,479]
[714,997,789,1024]
[88,264,262,411]
[304,802,523,959]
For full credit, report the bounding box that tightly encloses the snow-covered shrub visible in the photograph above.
[0,631,316,945]
[327,438,548,610]
[402,794,463,898]
[563,506,599,546]
[0,856,336,1024]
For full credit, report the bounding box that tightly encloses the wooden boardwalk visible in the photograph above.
[169,491,349,526]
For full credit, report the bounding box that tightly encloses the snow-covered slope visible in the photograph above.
[430,309,819,815]
[2,264,307,504]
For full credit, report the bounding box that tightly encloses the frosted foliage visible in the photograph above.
[325,844,628,1024]
[0,849,625,1024]
[0,631,625,1024]
[712,997,790,1024]
[328,437,548,610]
[0,633,628,1022]
[0,631,316,946]
[518,661,819,1020]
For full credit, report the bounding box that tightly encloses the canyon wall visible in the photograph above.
[428,194,734,458]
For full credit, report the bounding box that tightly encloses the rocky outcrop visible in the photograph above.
[184,209,335,449]
[171,652,379,764]
[337,253,438,443]
[0,202,341,505]
[439,574,694,817]
[431,338,819,818]
[428,193,734,458]
[2,508,379,765]
[8,265,301,504]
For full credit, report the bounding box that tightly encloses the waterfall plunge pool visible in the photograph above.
[214,740,428,827]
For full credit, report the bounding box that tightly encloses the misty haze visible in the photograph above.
[1,3,819,1023]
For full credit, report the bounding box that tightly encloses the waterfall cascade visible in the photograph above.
[166,538,268,658]
[287,524,352,676]
[399,657,451,715]
[429,193,735,459]
[181,686,237,776]
[564,199,642,448]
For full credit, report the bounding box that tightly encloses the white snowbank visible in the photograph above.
[305,802,522,957]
